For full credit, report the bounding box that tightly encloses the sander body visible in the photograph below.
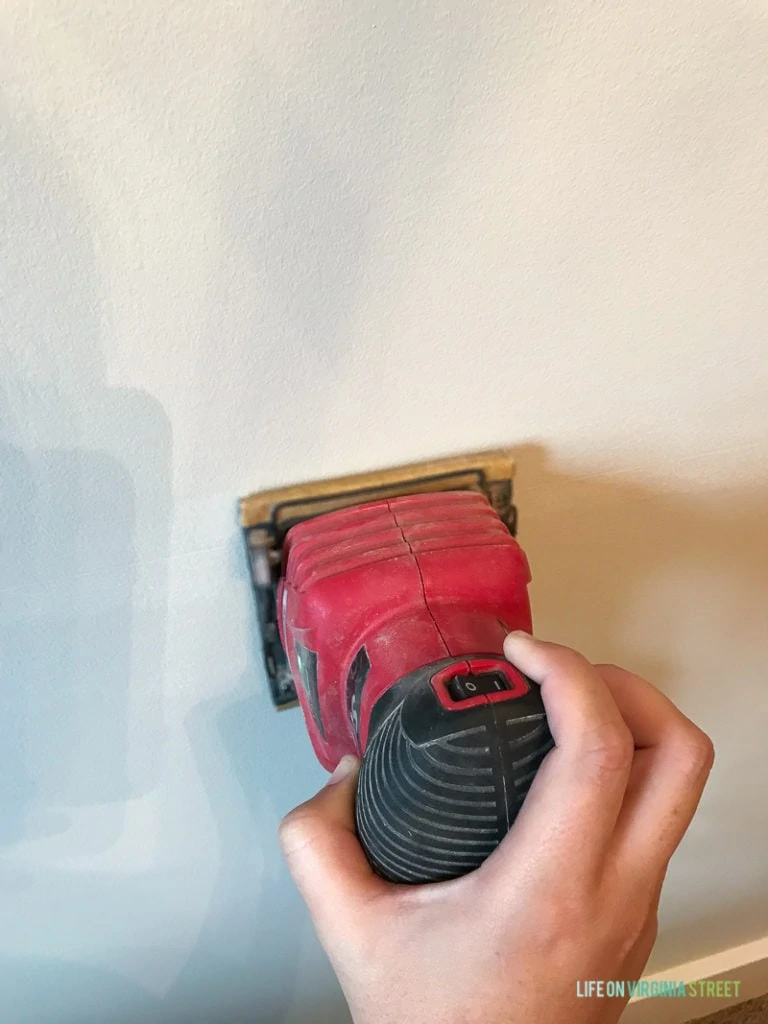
[241,450,553,883]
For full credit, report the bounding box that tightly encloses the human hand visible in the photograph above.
[279,634,714,1024]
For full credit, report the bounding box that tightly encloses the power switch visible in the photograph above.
[446,671,511,703]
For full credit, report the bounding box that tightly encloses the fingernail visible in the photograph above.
[504,630,535,655]
[327,754,358,786]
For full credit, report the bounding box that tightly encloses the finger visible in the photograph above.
[279,756,388,941]
[597,664,714,878]
[487,633,634,881]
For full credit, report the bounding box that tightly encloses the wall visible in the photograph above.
[1,1,767,1021]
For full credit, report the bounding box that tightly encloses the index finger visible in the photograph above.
[597,664,714,880]
[484,633,634,884]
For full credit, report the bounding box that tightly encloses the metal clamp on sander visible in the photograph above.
[240,450,553,884]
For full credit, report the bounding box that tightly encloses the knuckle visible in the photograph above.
[278,805,323,859]
[585,723,634,774]
[596,662,622,675]
[674,726,715,778]
[595,663,643,691]
[545,643,593,673]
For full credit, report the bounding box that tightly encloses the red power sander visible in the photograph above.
[241,450,553,884]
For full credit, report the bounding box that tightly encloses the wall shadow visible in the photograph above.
[170,674,350,1024]
[0,955,164,1024]
[0,435,137,844]
[0,105,172,849]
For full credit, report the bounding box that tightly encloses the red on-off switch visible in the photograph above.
[431,659,530,711]
[446,671,510,701]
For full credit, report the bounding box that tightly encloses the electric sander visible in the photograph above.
[241,450,553,884]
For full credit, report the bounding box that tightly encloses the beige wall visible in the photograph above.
[1,1,767,1020]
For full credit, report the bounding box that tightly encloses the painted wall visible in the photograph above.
[1,2,767,1022]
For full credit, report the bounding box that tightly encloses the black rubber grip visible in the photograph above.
[355,658,553,884]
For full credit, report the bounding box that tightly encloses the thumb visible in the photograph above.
[279,755,387,939]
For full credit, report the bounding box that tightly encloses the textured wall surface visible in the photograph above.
[1,2,767,1022]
